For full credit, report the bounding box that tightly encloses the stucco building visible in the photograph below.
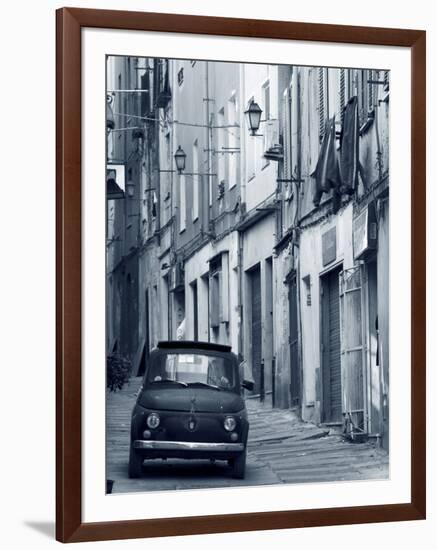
[106,56,389,448]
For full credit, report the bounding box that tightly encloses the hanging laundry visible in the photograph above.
[339,96,359,195]
[312,117,339,207]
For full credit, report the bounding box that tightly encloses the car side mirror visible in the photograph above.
[241,380,254,391]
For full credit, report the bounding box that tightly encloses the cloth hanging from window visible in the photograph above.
[312,117,340,207]
[339,96,359,195]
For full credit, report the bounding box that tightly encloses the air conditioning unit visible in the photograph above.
[263,119,283,160]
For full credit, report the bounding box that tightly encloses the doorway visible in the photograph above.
[288,274,300,407]
[250,265,262,395]
[138,289,150,376]
[191,280,199,341]
[321,266,342,423]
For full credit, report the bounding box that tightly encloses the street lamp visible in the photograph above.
[245,99,262,136]
[174,145,187,174]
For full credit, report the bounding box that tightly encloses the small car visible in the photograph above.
[128,340,254,479]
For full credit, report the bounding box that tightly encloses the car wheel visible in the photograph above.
[230,450,246,479]
[128,444,143,478]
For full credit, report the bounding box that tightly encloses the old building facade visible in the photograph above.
[106,57,390,448]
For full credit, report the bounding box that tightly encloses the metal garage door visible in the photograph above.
[321,267,342,423]
[289,275,300,406]
[251,266,262,395]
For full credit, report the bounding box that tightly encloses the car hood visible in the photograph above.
[138,386,245,413]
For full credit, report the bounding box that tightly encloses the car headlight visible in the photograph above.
[146,412,160,429]
[224,416,237,432]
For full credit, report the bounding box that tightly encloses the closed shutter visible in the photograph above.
[383,70,390,91]
[339,69,346,123]
[282,89,292,208]
[321,267,342,423]
[318,67,326,141]
[368,70,374,111]
[140,71,150,116]
[289,276,300,406]
[251,266,262,394]
[209,272,220,328]
[339,266,366,432]
[328,273,342,420]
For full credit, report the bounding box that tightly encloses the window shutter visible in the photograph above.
[140,71,150,116]
[339,69,346,123]
[383,70,390,92]
[368,70,374,112]
[318,67,326,141]
[282,89,292,188]
[220,253,229,323]
[209,273,220,328]
[339,266,367,433]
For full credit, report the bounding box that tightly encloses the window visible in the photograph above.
[318,68,328,142]
[147,353,236,389]
[262,80,271,121]
[209,255,223,329]
[356,69,375,127]
[282,87,293,208]
[383,70,390,91]
[179,174,186,232]
[210,271,221,329]
[262,81,271,169]
[162,133,171,224]
[192,140,199,220]
[227,93,239,189]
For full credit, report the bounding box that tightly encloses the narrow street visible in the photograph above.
[106,378,389,494]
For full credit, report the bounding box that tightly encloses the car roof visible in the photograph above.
[157,340,232,354]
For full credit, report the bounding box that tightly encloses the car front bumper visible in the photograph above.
[133,440,245,453]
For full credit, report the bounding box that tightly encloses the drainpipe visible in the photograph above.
[237,63,246,359]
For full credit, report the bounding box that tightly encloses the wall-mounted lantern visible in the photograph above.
[174,145,187,174]
[245,99,262,136]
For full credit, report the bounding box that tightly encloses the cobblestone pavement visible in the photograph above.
[106,377,389,493]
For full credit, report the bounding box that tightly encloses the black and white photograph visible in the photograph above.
[105,55,390,494]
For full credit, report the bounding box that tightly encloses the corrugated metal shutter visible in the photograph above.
[339,266,366,432]
[289,276,300,406]
[251,266,262,394]
[321,268,342,423]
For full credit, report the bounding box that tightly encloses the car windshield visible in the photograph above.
[147,352,236,390]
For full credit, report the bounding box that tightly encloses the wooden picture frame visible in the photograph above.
[56,7,426,543]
